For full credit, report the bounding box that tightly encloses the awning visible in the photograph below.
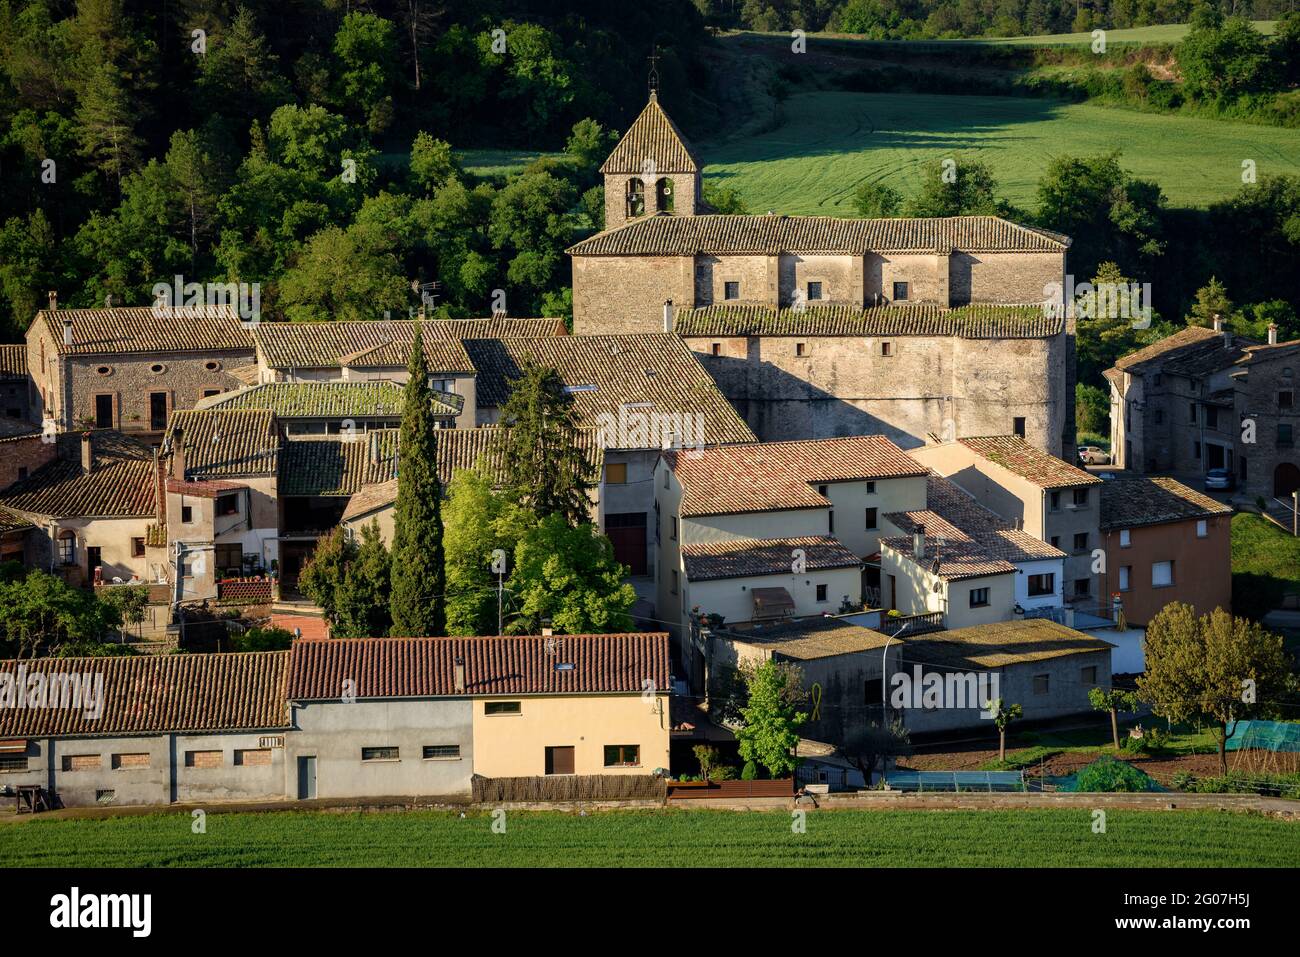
[0,739,28,753]
[752,587,795,619]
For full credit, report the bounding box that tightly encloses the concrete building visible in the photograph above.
[1097,476,1233,626]
[910,436,1103,605]
[25,301,256,438]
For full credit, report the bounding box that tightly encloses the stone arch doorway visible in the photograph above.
[1274,462,1300,497]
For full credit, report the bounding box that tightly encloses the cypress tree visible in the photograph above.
[389,326,446,635]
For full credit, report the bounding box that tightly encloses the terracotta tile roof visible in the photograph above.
[666,435,926,517]
[0,506,32,534]
[880,509,1017,581]
[924,474,1066,563]
[0,420,40,442]
[145,523,167,547]
[200,381,461,419]
[35,306,254,356]
[721,616,892,659]
[600,93,700,174]
[901,618,1113,669]
[1099,476,1232,530]
[568,214,1070,257]
[252,320,474,373]
[0,652,290,737]
[0,343,26,378]
[166,410,280,478]
[341,478,398,522]
[1108,325,1257,382]
[433,318,568,339]
[287,633,671,699]
[675,303,1063,339]
[957,436,1101,489]
[464,334,755,447]
[0,431,155,518]
[437,425,602,487]
[682,535,862,582]
[278,431,398,496]
[165,477,246,499]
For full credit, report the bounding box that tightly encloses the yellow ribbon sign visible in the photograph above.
[810,683,822,721]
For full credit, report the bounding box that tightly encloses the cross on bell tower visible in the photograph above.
[647,48,660,97]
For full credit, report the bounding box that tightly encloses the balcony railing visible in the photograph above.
[877,611,945,637]
[216,577,277,604]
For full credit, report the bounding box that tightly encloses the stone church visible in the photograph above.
[567,93,1077,458]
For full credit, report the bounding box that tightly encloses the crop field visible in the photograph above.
[804,21,1278,47]
[1,807,1296,867]
[700,91,1300,212]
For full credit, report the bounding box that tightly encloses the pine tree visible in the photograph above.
[492,357,594,525]
[389,327,446,635]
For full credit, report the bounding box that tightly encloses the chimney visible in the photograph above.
[48,290,57,312]
[454,656,465,694]
[104,294,113,309]
[172,426,186,481]
[62,316,72,347]
[913,523,926,560]
[154,452,167,524]
[663,299,674,333]
[1269,323,1279,345]
[1212,313,1223,332]
[1224,329,1233,350]
[80,432,93,475]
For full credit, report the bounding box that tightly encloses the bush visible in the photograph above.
[711,765,738,781]
[229,626,294,652]
[1171,770,1198,791]
[1185,771,1300,798]
[1070,756,1159,792]
[741,760,758,780]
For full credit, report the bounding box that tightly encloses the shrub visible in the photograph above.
[741,760,758,780]
[229,626,294,652]
[1171,770,1198,791]
[1070,756,1159,792]
[711,765,738,781]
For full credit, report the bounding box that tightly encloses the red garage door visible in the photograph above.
[606,512,647,575]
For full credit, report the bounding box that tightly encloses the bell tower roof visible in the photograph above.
[600,94,700,176]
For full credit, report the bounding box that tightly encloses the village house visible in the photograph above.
[0,344,31,422]
[1096,476,1233,626]
[24,300,256,438]
[196,380,462,435]
[910,436,1103,607]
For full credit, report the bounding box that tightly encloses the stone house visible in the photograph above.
[0,344,31,422]
[1097,476,1232,626]
[25,301,256,438]
[910,436,1103,605]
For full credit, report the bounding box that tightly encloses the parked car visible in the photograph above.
[1077,446,1110,465]
[1204,468,1234,491]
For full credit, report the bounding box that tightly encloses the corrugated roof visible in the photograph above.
[682,535,862,582]
[278,431,399,496]
[902,618,1113,669]
[568,214,1069,257]
[166,410,280,478]
[287,633,671,699]
[667,435,926,517]
[200,381,461,419]
[36,306,254,356]
[252,320,475,373]
[675,303,1062,339]
[1099,476,1233,530]
[600,93,700,174]
[957,436,1101,490]
[465,334,755,447]
[0,651,291,737]
[0,431,155,518]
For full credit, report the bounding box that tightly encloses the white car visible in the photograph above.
[1077,446,1110,465]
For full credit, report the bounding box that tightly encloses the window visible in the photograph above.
[865,507,878,530]
[1280,390,1294,410]
[1073,532,1088,552]
[1206,406,1218,429]
[663,469,670,489]
[1049,536,1060,549]
[423,745,461,760]
[86,546,101,572]
[1081,665,1098,686]
[184,750,222,768]
[670,569,679,595]
[63,754,101,772]
[892,281,909,301]
[202,389,221,399]
[58,530,75,565]
[234,749,272,766]
[149,363,166,374]
[1119,529,1131,548]
[1013,417,1026,439]
[807,281,822,301]
[670,516,678,541]
[545,746,575,775]
[181,505,193,524]
[0,754,27,772]
[1049,491,1061,511]
[94,393,114,429]
[605,462,627,484]
[880,341,893,357]
[216,493,239,517]
[131,537,145,558]
[1032,674,1050,695]
[828,510,834,534]
[711,342,721,357]
[1027,573,1055,597]
[724,281,740,301]
[625,177,645,218]
[816,584,828,602]
[655,177,673,213]
[111,753,150,770]
[1279,424,1294,448]
[361,747,399,761]
[215,543,242,574]
[1072,488,1089,507]
[603,744,640,767]
[1152,560,1174,588]
[1189,403,1197,424]
[16,467,26,481]
[969,587,990,608]
[1196,519,1208,538]
[817,484,828,496]
[865,481,876,494]
[1193,440,1201,460]
[1119,566,1131,591]
[1073,578,1091,597]
[795,341,807,357]
[149,392,168,430]
[484,701,521,716]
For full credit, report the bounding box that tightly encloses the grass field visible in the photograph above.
[700,90,1300,212]
[1,807,1296,867]
[1231,511,1300,624]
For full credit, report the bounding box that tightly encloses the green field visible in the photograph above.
[1232,511,1300,625]
[2,807,1296,867]
[701,91,1300,212]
